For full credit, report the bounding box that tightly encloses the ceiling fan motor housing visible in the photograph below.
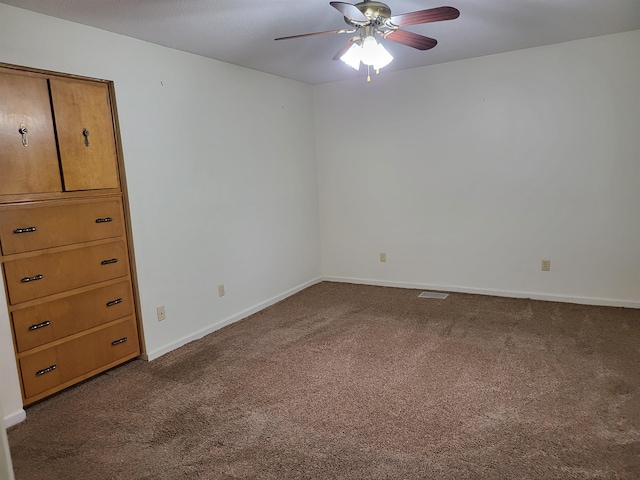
[345,1,392,26]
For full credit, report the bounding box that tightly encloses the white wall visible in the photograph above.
[315,30,640,306]
[0,5,321,424]
[0,403,15,480]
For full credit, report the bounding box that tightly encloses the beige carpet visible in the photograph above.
[7,282,640,479]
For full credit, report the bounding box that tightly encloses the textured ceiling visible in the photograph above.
[2,0,640,85]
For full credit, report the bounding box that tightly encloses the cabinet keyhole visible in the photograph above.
[19,124,28,147]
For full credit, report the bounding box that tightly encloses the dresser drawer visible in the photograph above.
[11,280,134,353]
[0,199,125,255]
[3,240,129,304]
[19,317,139,399]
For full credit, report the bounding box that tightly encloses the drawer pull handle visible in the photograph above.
[21,274,43,283]
[28,320,51,331]
[35,364,57,376]
[13,226,37,234]
[95,217,113,224]
[111,337,128,346]
[101,258,118,265]
[106,298,123,307]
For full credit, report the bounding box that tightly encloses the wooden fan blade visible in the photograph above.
[275,30,342,41]
[332,39,356,60]
[330,1,368,22]
[390,6,460,27]
[385,30,437,50]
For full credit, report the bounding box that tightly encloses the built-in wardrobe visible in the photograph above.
[0,63,143,406]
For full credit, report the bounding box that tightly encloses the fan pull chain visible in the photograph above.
[367,65,371,83]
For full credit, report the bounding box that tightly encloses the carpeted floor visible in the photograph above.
[7,282,640,479]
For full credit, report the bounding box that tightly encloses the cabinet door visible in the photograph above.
[49,78,120,191]
[0,72,62,195]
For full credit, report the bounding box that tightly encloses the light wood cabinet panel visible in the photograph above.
[3,240,129,304]
[19,317,139,399]
[11,280,133,353]
[0,72,62,195]
[49,78,120,191]
[0,198,125,255]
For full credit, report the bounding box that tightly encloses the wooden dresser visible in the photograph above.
[0,63,142,406]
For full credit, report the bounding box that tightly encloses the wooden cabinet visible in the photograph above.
[0,71,120,196]
[0,63,142,406]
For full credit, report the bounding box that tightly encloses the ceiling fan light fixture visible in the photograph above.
[340,42,362,70]
[276,3,461,82]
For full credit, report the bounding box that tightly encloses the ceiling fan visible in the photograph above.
[275,1,460,81]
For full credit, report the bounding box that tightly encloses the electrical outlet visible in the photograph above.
[218,284,225,297]
[541,259,551,272]
[156,305,166,321]
[380,252,387,263]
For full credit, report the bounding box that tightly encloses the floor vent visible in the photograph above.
[418,291,449,299]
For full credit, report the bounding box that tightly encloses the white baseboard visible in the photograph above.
[322,276,640,309]
[143,277,323,361]
[3,409,25,428]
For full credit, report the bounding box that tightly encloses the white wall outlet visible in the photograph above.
[156,305,166,321]
[380,252,387,263]
[541,259,551,271]
[218,284,225,297]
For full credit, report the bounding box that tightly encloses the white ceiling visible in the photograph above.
[2,0,640,85]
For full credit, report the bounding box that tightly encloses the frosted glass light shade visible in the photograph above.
[360,36,393,70]
[340,43,362,70]
[372,43,393,70]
